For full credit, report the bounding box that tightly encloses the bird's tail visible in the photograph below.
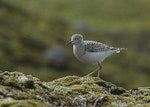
[116,48,127,53]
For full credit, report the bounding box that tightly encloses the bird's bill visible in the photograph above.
[66,41,73,46]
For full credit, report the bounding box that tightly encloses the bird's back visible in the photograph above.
[84,40,112,52]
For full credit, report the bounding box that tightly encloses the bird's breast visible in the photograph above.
[73,45,98,64]
[73,45,84,57]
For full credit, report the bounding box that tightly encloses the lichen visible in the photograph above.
[0,98,48,107]
[0,71,150,107]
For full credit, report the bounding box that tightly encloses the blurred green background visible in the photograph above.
[0,0,149,88]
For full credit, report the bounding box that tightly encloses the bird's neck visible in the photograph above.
[73,42,84,57]
[73,41,83,49]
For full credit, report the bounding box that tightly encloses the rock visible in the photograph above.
[0,71,149,107]
[43,45,68,69]
[0,98,46,107]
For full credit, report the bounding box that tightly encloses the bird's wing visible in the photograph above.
[84,41,113,52]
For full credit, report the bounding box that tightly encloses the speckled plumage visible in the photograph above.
[84,41,111,52]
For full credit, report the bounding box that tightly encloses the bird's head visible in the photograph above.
[67,34,83,45]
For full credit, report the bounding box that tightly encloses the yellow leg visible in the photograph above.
[85,63,102,77]
[97,63,102,78]
[86,67,99,76]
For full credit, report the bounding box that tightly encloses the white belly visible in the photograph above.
[74,51,116,64]
[73,45,117,64]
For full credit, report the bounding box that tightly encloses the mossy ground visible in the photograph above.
[0,99,47,107]
[0,0,150,89]
[0,71,149,107]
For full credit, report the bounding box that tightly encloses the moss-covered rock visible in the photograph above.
[0,71,149,107]
[0,99,47,107]
[0,0,150,89]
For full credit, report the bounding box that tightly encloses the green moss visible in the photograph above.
[0,71,150,106]
[0,99,49,107]
[50,75,81,86]
[2,78,23,89]
[0,0,150,89]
